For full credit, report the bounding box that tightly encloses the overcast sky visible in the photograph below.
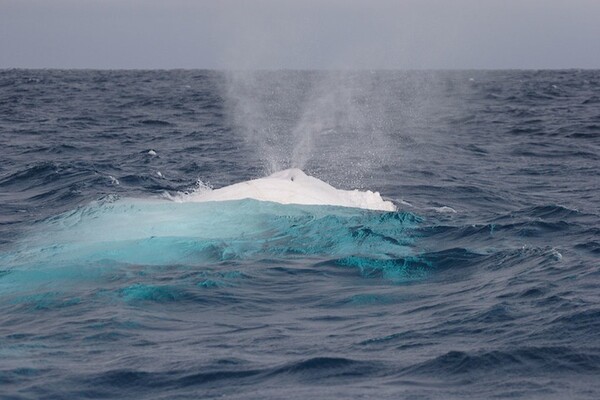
[1,0,599,69]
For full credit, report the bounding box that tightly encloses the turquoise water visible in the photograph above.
[2,198,423,300]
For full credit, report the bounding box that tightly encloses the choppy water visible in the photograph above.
[1,70,599,399]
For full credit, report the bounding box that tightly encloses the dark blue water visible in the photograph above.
[1,70,599,399]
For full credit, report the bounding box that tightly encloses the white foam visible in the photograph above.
[179,168,396,212]
[433,206,456,213]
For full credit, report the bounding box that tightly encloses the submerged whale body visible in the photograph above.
[183,168,396,212]
[2,169,424,294]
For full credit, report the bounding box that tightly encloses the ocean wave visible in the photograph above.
[402,346,600,376]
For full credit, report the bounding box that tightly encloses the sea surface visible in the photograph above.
[0,69,599,399]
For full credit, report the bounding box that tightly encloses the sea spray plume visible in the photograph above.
[224,70,395,188]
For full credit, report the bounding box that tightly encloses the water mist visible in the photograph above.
[224,70,396,188]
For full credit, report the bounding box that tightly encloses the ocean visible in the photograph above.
[0,69,599,399]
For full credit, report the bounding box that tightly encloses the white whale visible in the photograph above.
[182,168,396,212]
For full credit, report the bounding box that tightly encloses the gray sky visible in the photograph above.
[1,0,599,69]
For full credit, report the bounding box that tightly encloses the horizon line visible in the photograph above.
[1,67,599,72]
